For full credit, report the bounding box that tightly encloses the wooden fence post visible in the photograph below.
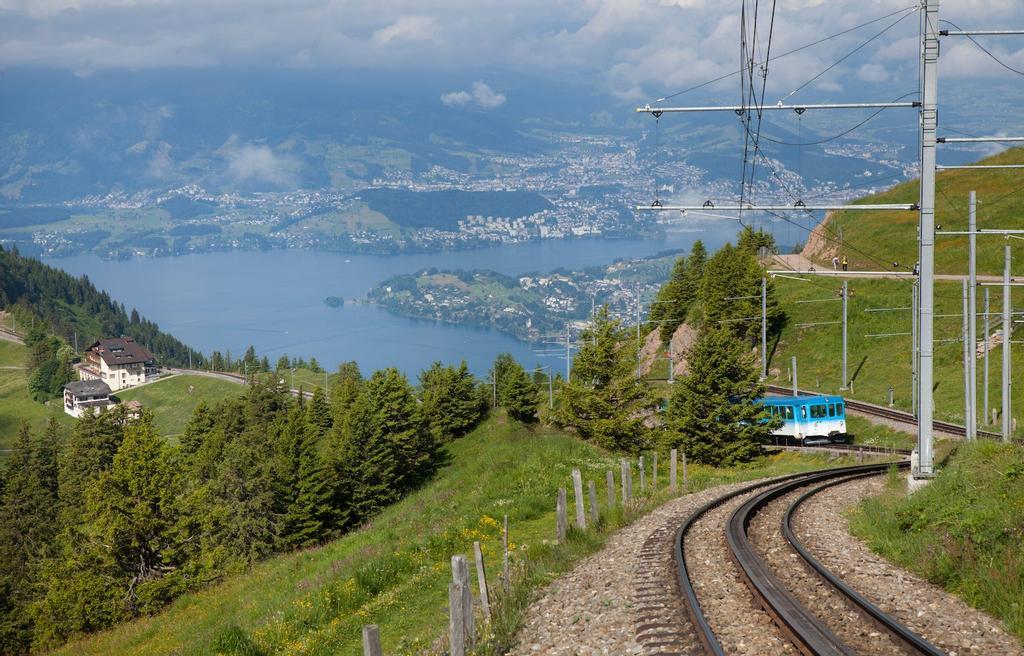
[670,448,677,492]
[473,541,491,623]
[571,468,586,529]
[502,515,510,592]
[639,455,646,494]
[681,452,688,492]
[587,480,598,525]
[652,452,658,491]
[606,470,615,508]
[620,459,630,504]
[451,555,475,649]
[449,581,465,656]
[362,625,383,656]
[556,488,568,543]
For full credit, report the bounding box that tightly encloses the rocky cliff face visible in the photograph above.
[638,321,698,377]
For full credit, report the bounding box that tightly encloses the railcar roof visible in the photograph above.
[761,394,845,404]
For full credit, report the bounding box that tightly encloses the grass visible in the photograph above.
[54,416,871,656]
[823,147,1024,276]
[849,441,1024,641]
[0,340,72,452]
[116,374,244,438]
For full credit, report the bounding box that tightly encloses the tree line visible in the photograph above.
[0,245,201,368]
[0,360,502,653]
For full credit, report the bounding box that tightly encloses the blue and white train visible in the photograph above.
[759,394,848,444]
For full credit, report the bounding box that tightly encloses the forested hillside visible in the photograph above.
[0,245,198,366]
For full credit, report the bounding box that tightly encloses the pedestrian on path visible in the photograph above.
[841,255,848,271]
[831,255,839,270]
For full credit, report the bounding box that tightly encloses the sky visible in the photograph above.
[2,0,1023,105]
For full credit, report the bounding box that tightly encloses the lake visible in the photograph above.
[49,225,750,377]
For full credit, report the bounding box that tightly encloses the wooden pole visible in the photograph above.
[362,625,383,656]
[449,581,465,656]
[620,459,630,504]
[473,541,491,623]
[652,452,658,490]
[670,448,677,492]
[451,555,475,648]
[502,514,510,592]
[587,480,598,525]
[681,452,688,492]
[639,455,646,494]
[606,470,615,508]
[571,468,586,529]
[556,488,568,543]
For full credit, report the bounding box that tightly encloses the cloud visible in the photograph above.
[219,137,298,188]
[1,0,1024,103]
[441,81,506,109]
[440,90,472,107]
[371,15,439,46]
[857,63,890,83]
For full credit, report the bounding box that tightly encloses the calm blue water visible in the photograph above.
[49,227,740,377]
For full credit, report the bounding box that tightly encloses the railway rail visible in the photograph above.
[674,462,947,656]
[764,384,1001,440]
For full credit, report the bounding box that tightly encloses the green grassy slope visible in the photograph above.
[818,147,1024,275]
[115,375,243,438]
[0,340,71,450]
[766,275,1023,438]
[850,442,1024,640]
[55,417,865,656]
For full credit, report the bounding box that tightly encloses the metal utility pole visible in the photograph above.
[912,279,919,418]
[841,280,848,390]
[916,0,939,476]
[492,374,498,408]
[761,277,767,380]
[968,191,978,439]
[188,349,192,369]
[791,356,798,397]
[635,283,642,379]
[962,279,972,439]
[566,325,573,383]
[1002,243,1012,441]
[984,288,990,425]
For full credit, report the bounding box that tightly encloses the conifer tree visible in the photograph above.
[304,387,333,440]
[699,243,782,343]
[419,361,486,441]
[554,307,657,452]
[665,327,777,465]
[180,401,215,456]
[648,240,707,343]
[330,361,363,424]
[501,362,539,424]
[58,407,128,520]
[85,412,187,613]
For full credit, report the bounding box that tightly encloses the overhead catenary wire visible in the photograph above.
[940,20,1024,77]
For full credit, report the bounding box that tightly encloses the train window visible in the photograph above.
[828,404,836,417]
[800,406,807,419]
[784,406,794,420]
[810,404,827,418]
[837,403,844,415]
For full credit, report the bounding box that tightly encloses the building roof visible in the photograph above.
[85,337,155,366]
[65,380,112,396]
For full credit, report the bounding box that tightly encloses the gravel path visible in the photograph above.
[793,476,1024,656]
[505,477,794,656]
[745,478,905,655]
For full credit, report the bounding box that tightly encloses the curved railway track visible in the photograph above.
[672,462,946,656]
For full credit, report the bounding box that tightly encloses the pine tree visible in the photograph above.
[648,240,708,343]
[502,362,539,424]
[304,387,333,439]
[180,401,215,456]
[665,327,777,465]
[554,307,657,452]
[699,243,782,344]
[58,407,128,520]
[278,402,336,548]
[419,361,486,441]
[85,412,187,613]
[329,361,363,424]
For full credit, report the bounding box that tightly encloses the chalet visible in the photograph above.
[78,337,157,392]
[63,380,115,418]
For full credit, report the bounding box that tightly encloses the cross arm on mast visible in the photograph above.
[636,101,919,115]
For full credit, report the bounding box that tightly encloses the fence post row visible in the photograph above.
[606,470,616,508]
[652,452,658,491]
[670,448,677,492]
[620,459,630,504]
[682,452,688,492]
[448,580,465,656]
[571,468,586,530]
[639,455,646,494]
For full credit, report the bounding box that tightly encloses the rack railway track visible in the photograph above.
[660,462,947,656]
